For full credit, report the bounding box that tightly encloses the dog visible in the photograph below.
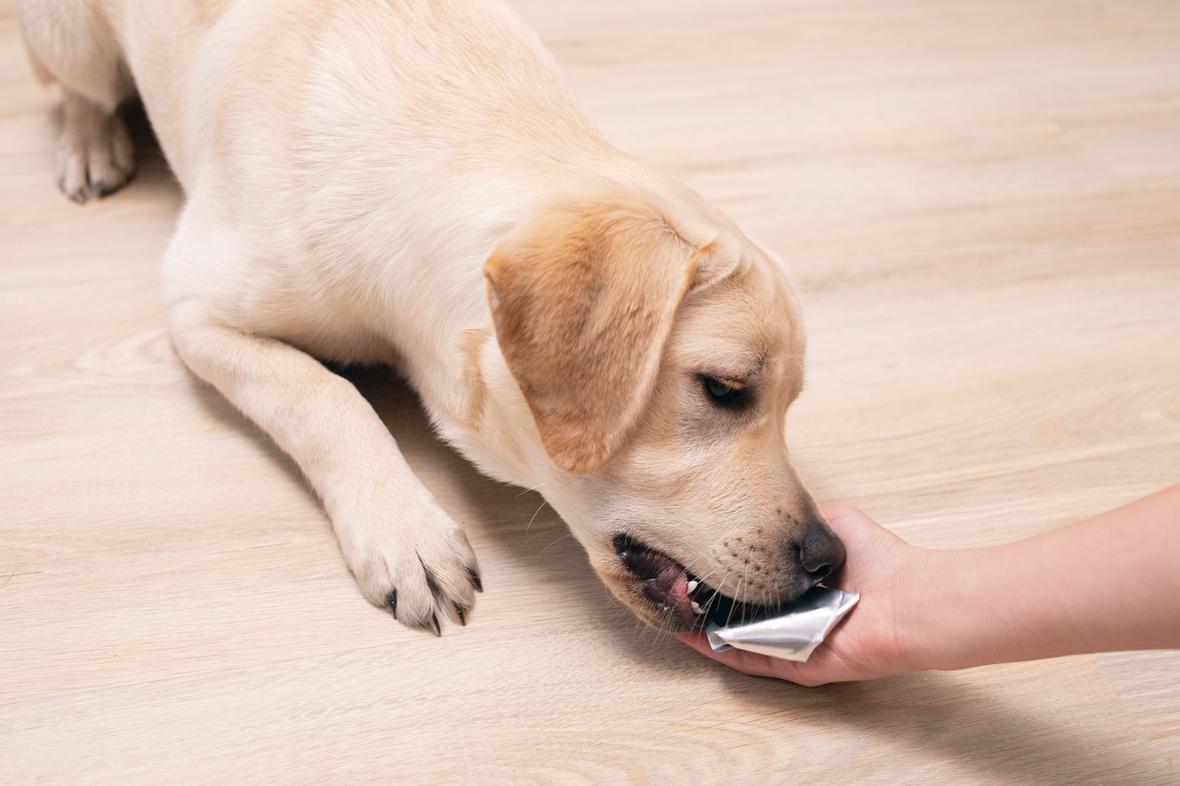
[16,0,845,634]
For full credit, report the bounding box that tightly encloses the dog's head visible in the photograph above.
[484,177,843,631]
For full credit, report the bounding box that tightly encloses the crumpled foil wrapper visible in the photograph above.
[706,587,860,662]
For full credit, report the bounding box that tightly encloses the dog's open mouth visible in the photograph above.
[612,533,788,629]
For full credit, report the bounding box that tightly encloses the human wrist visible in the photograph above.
[890,546,981,673]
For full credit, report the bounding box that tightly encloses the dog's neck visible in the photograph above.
[446,327,549,489]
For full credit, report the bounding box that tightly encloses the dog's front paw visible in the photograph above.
[337,497,482,634]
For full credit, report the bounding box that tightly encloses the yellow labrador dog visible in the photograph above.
[17,0,845,634]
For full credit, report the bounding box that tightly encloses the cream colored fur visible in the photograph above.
[16,0,836,633]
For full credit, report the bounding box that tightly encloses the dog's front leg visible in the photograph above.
[168,303,480,633]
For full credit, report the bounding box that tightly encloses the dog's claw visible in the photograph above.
[467,566,483,593]
[346,504,478,633]
[453,602,467,626]
[420,557,443,599]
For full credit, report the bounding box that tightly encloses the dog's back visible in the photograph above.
[18,0,604,189]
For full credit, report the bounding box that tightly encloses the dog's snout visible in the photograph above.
[795,524,846,584]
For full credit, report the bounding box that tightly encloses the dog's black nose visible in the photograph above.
[796,524,846,583]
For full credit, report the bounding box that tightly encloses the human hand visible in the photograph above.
[678,506,932,685]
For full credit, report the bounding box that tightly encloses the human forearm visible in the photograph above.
[910,485,1180,671]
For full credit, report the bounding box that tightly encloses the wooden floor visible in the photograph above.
[3,0,1179,782]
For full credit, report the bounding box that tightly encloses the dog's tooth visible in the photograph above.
[691,601,704,615]
[687,580,699,592]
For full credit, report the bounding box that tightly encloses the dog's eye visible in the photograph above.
[701,375,748,409]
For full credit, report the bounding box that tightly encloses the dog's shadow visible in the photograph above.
[185,346,1151,783]
[345,365,585,567]
[349,368,1151,781]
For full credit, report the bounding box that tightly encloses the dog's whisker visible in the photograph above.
[692,567,721,587]
[686,566,724,629]
[525,498,550,531]
[515,480,547,498]
[724,575,744,628]
[703,568,733,625]
[538,531,572,555]
[722,578,741,627]
[738,543,754,626]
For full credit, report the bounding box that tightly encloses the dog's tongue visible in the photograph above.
[642,564,695,624]
[621,545,698,624]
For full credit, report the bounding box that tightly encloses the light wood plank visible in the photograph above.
[2,0,1178,781]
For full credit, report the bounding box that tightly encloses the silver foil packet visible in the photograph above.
[706,586,859,662]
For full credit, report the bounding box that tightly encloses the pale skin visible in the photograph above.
[679,484,1180,686]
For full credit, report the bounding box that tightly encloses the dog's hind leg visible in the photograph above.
[55,89,136,202]
[164,220,482,634]
[14,0,136,202]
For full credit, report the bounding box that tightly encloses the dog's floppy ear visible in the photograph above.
[485,182,733,474]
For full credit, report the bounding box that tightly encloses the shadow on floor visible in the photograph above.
[175,278,1150,786]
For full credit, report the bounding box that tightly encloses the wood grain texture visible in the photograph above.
[2,0,1178,782]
